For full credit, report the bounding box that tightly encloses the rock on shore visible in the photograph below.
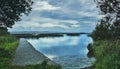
[13,38,58,66]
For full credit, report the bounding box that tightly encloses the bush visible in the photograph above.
[0,36,19,69]
[0,27,9,36]
[91,19,112,40]
[90,40,120,69]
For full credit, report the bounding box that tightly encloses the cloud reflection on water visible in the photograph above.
[27,34,93,59]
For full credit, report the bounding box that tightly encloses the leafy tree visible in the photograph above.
[96,0,120,20]
[0,0,33,28]
[0,27,9,35]
[92,18,113,40]
[92,0,120,40]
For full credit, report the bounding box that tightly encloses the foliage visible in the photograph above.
[95,0,120,20]
[0,36,19,69]
[92,0,120,40]
[0,27,9,35]
[0,0,33,28]
[92,19,112,40]
[12,61,62,69]
[87,44,95,58]
[89,0,120,69]
[89,40,120,69]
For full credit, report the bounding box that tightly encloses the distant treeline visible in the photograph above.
[11,33,90,38]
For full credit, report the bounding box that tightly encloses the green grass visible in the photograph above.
[0,36,62,69]
[90,39,120,69]
[13,61,62,69]
[0,36,19,69]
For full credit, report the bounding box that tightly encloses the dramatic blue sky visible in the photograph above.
[9,0,101,33]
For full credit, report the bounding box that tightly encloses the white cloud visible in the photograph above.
[9,0,100,33]
[28,17,79,25]
[33,1,61,11]
[40,23,70,29]
[28,36,80,48]
[71,25,80,28]
[11,16,80,31]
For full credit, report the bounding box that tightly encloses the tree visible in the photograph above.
[95,0,120,20]
[92,0,120,40]
[0,0,33,28]
[92,19,112,40]
[0,27,9,35]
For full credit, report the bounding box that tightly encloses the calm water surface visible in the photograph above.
[27,34,95,69]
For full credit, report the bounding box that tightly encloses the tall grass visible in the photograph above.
[13,61,62,69]
[91,40,120,69]
[0,36,19,69]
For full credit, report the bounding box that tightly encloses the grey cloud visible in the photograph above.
[9,0,100,33]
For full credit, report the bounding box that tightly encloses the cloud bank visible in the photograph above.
[9,0,100,33]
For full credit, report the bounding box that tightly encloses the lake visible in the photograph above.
[27,34,95,69]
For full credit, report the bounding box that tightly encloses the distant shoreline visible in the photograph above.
[10,32,90,38]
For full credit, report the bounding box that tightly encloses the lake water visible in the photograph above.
[27,34,95,69]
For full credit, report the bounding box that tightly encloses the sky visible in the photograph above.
[9,0,101,33]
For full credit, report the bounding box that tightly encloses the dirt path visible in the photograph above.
[13,38,56,66]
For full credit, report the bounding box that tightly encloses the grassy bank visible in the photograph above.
[13,61,62,69]
[88,39,120,69]
[0,36,62,69]
[0,36,19,69]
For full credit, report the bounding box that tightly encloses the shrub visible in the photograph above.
[0,27,9,35]
[91,19,112,40]
[90,40,120,69]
